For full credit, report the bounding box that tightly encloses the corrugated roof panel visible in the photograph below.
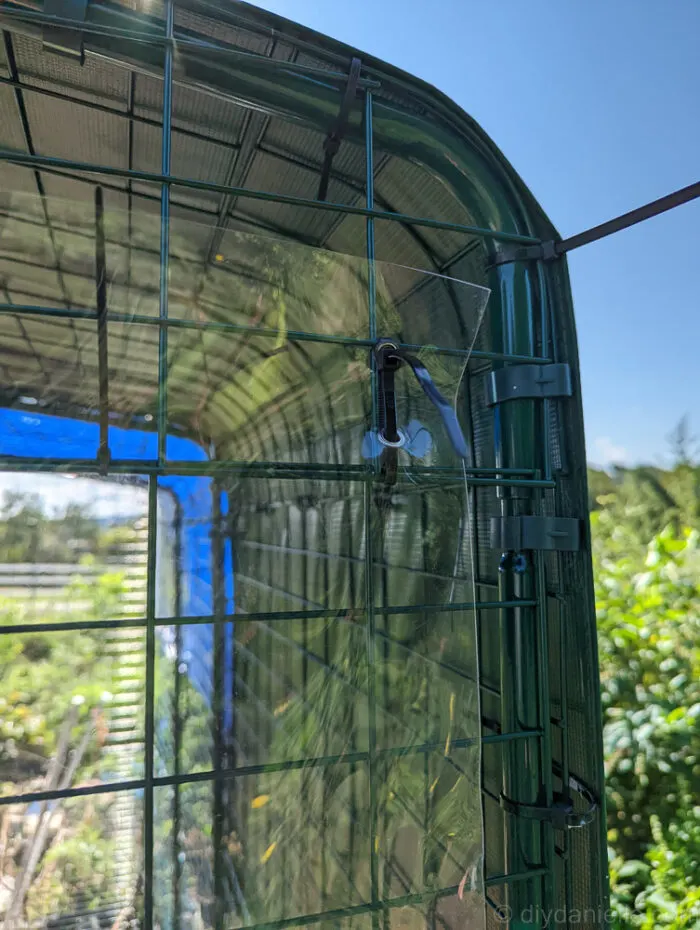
[170,204,220,260]
[42,179,131,239]
[230,200,338,245]
[0,258,63,305]
[23,92,129,169]
[61,270,99,311]
[0,84,28,154]
[130,121,233,209]
[262,118,366,187]
[0,36,8,77]
[373,217,436,275]
[323,213,367,258]
[235,151,356,243]
[111,0,165,17]
[12,33,129,109]
[293,51,341,73]
[0,165,39,212]
[1,213,56,272]
[133,73,247,145]
[174,7,271,53]
[374,157,476,261]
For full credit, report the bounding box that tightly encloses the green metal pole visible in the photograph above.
[157,0,173,465]
[364,87,380,930]
[146,5,173,926]
[212,479,227,930]
[0,149,541,246]
[144,475,158,930]
[490,258,544,926]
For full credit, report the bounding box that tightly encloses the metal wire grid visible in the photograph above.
[0,2,605,928]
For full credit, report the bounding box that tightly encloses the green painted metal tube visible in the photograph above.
[0,301,554,364]
[0,150,540,245]
[143,476,158,930]
[0,727,542,807]
[0,598,537,637]
[156,0,173,465]
[0,456,556,487]
[0,1,381,86]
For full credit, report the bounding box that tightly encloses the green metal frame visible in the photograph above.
[0,2,608,928]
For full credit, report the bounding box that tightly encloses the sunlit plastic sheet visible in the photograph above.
[0,195,490,468]
[0,193,489,930]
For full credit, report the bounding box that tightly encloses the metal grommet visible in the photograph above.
[378,428,406,449]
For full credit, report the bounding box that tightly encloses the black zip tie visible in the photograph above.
[500,767,599,831]
[95,186,111,475]
[317,57,362,202]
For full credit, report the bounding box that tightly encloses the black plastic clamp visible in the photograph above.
[316,57,362,201]
[500,793,580,831]
[490,516,581,553]
[485,363,572,406]
[43,0,88,64]
[501,777,598,831]
[488,241,559,267]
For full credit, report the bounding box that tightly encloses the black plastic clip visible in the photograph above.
[94,187,111,475]
[500,772,599,831]
[43,0,88,64]
[372,339,469,459]
[317,57,362,202]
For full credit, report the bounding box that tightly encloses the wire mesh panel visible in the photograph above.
[0,2,607,928]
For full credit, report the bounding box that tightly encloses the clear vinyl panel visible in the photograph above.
[151,479,486,929]
[0,195,490,469]
[0,191,489,930]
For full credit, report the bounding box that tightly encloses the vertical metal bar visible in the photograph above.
[534,550,554,911]
[536,262,553,481]
[321,501,330,914]
[158,0,174,465]
[300,497,310,915]
[558,595,573,920]
[172,499,183,930]
[94,186,110,472]
[2,31,72,313]
[212,480,226,930]
[491,259,543,921]
[365,89,377,348]
[364,86,380,930]
[145,6,173,924]
[364,485,380,928]
[144,476,158,930]
[126,71,136,295]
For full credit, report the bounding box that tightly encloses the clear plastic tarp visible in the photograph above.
[0,194,489,930]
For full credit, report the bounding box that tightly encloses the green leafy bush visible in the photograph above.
[594,504,700,928]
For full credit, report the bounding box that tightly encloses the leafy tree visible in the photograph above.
[667,415,697,468]
[0,493,144,924]
[595,509,700,928]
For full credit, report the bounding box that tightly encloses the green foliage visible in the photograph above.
[594,498,700,928]
[0,493,143,922]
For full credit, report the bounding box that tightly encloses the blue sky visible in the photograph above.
[254,0,699,467]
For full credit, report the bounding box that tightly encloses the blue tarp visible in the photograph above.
[0,407,234,738]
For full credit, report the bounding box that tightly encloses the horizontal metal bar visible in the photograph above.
[0,73,242,154]
[0,3,381,87]
[0,150,540,245]
[555,179,700,255]
[0,455,555,487]
[0,301,552,365]
[0,730,541,807]
[216,868,550,930]
[0,599,536,636]
[0,457,369,478]
[378,598,535,616]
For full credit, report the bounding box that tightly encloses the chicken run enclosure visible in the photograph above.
[0,1,609,928]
